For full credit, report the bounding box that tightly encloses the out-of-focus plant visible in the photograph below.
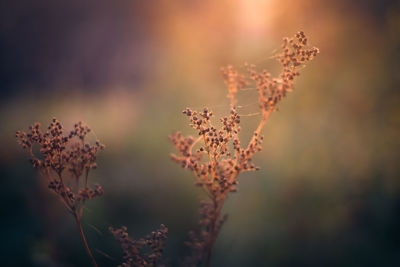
[16,119,169,267]
[170,31,319,266]
[16,119,105,267]
[110,225,168,267]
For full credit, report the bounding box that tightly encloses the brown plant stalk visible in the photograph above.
[16,119,105,267]
[170,31,319,267]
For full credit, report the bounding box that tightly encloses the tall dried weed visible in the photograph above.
[169,31,318,266]
[16,119,105,266]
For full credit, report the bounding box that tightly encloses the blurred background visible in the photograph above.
[1,0,400,266]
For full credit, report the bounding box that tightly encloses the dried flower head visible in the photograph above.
[16,118,105,214]
[110,224,168,267]
[16,118,105,267]
[170,31,319,266]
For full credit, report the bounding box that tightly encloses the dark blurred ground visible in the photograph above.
[1,0,400,266]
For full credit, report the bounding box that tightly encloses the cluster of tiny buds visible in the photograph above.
[171,104,262,200]
[169,132,201,160]
[221,108,240,133]
[109,224,168,267]
[235,132,263,162]
[77,184,104,201]
[244,31,319,113]
[16,118,105,213]
[48,179,75,200]
[16,118,105,172]
[280,31,319,69]
[69,121,91,140]
[183,107,213,131]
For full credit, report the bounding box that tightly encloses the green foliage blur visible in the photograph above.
[1,0,399,266]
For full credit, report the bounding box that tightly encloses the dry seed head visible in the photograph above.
[170,32,318,265]
[16,118,105,214]
[110,224,168,266]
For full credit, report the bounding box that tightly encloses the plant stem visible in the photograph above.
[74,213,98,267]
[205,199,223,267]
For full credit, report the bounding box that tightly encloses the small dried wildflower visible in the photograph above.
[110,224,168,267]
[16,118,104,267]
[170,32,319,266]
[16,118,105,214]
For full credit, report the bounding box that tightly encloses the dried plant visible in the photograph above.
[169,31,319,266]
[110,224,168,267]
[15,31,318,267]
[16,118,105,267]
